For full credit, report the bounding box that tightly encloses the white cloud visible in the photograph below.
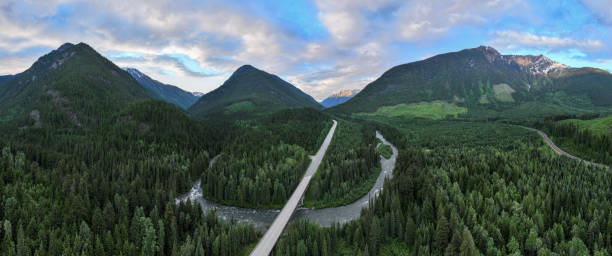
[293,0,529,99]
[580,0,612,25]
[491,31,605,51]
[317,11,363,46]
[0,0,608,100]
[0,0,300,92]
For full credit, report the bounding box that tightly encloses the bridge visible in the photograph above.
[250,120,338,256]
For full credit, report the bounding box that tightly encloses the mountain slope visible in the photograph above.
[559,115,612,136]
[189,65,321,118]
[0,43,150,127]
[0,75,14,86]
[320,89,360,108]
[125,68,200,109]
[331,46,612,120]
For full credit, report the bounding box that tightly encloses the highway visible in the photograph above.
[524,127,608,169]
[249,120,338,256]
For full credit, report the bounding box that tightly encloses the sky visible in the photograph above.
[0,0,611,101]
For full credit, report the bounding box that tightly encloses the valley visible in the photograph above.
[0,41,610,256]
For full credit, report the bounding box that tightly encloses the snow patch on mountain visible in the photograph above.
[331,89,360,98]
[320,89,361,108]
[125,68,144,79]
[504,54,569,75]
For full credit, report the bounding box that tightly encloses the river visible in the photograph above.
[175,131,398,229]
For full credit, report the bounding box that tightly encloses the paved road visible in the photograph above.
[250,120,338,256]
[524,127,608,169]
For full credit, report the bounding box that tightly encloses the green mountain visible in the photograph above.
[332,46,612,120]
[188,65,321,118]
[125,68,201,110]
[0,43,150,128]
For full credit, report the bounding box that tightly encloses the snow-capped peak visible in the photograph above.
[124,67,144,79]
[503,54,569,75]
[331,89,360,98]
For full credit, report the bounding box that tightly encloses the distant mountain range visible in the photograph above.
[188,65,322,118]
[331,46,612,120]
[191,92,205,97]
[1,43,610,126]
[125,68,201,110]
[0,75,14,86]
[320,89,360,108]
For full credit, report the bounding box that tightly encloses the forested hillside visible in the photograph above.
[0,99,260,255]
[0,75,13,86]
[331,46,612,122]
[189,65,322,119]
[304,120,379,208]
[0,43,150,127]
[200,108,332,208]
[538,117,612,166]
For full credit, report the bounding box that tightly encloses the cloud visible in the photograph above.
[491,30,605,52]
[315,0,526,45]
[152,55,219,78]
[0,0,610,99]
[298,0,530,99]
[580,0,612,25]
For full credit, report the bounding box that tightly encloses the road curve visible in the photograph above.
[524,127,608,169]
[250,120,338,256]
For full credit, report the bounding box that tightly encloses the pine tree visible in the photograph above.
[506,236,520,254]
[297,240,307,256]
[459,228,477,256]
[405,216,416,244]
[195,238,204,256]
[445,229,463,256]
[16,224,26,256]
[157,220,165,255]
[435,215,450,252]
[3,220,16,256]
[212,236,220,256]
[524,229,540,256]
[141,217,157,255]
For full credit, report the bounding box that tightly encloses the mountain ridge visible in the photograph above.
[331,45,612,120]
[189,64,322,118]
[0,42,151,128]
[124,67,201,109]
[320,89,360,108]
[0,75,14,86]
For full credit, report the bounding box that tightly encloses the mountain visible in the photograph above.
[189,65,322,118]
[0,42,150,128]
[331,46,612,120]
[125,68,200,109]
[191,91,204,97]
[0,75,14,86]
[320,89,360,108]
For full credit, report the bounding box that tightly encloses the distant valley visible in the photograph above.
[320,89,360,108]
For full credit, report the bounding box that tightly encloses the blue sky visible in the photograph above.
[0,0,611,100]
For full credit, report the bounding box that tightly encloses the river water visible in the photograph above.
[175,131,398,229]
